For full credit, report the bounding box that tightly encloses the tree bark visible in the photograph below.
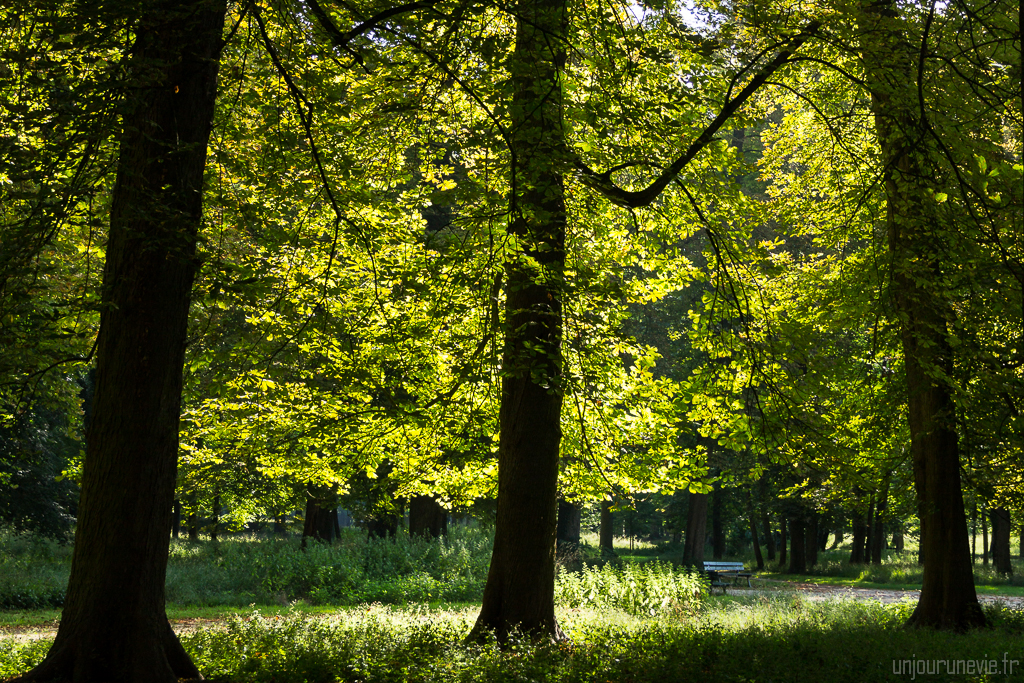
[682,492,709,565]
[409,495,448,539]
[12,2,226,680]
[470,0,567,643]
[871,483,889,565]
[859,0,985,629]
[982,508,989,566]
[850,509,867,564]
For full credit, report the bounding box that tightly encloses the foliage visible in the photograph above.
[554,561,706,616]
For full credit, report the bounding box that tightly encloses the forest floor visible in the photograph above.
[4,580,1023,644]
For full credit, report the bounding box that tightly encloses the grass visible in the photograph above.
[3,598,1022,682]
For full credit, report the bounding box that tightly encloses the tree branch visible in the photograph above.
[575,22,820,208]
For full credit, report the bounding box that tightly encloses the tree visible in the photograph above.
[13,0,227,679]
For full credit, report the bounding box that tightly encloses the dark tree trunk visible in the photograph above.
[171,501,180,540]
[787,517,806,574]
[711,485,725,560]
[982,509,989,567]
[599,500,615,556]
[555,500,581,563]
[851,510,867,564]
[409,495,448,539]
[860,0,985,629]
[470,0,567,643]
[1019,523,1023,560]
[274,515,286,536]
[761,511,775,561]
[682,492,709,566]
[864,495,875,564]
[210,493,220,543]
[778,517,787,566]
[805,513,818,569]
[990,508,1013,576]
[871,484,888,565]
[829,528,843,550]
[13,2,226,680]
[333,506,342,539]
[746,491,763,570]
[892,525,905,552]
[302,492,336,547]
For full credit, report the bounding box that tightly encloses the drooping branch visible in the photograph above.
[304,0,439,49]
[575,22,820,208]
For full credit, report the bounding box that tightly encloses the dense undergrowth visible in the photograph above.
[3,599,1022,682]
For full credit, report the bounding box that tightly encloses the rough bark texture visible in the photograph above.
[409,495,448,539]
[13,2,226,680]
[470,0,567,643]
[860,0,985,630]
[682,492,709,566]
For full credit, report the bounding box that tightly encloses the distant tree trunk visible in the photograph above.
[805,514,818,569]
[778,517,787,566]
[829,527,843,550]
[1019,523,1023,560]
[12,2,227,679]
[762,512,775,561]
[787,516,806,574]
[410,496,448,539]
[871,484,888,564]
[971,502,977,562]
[892,525,905,552]
[210,494,220,543]
[274,515,286,536]
[599,500,615,556]
[746,491,763,570]
[850,511,867,564]
[712,486,725,560]
[333,507,342,539]
[682,492,709,565]
[861,0,985,629]
[555,500,581,564]
[991,508,1013,576]
[864,495,875,564]
[982,509,989,567]
[171,501,180,540]
[302,491,336,547]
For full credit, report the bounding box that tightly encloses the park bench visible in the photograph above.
[703,561,752,594]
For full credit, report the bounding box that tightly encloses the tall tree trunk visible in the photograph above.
[599,500,615,556]
[859,0,985,629]
[171,500,180,540]
[990,507,1013,576]
[471,0,567,643]
[711,485,726,560]
[746,491,763,570]
[787,516,806,574]
[682,492,709,566]
[14,2,226,679]
[829,527,843,550]
[971,501,977,562]
[864,495,875,564]
[409,495,448,539]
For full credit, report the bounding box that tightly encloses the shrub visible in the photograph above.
[554,561,707,616]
